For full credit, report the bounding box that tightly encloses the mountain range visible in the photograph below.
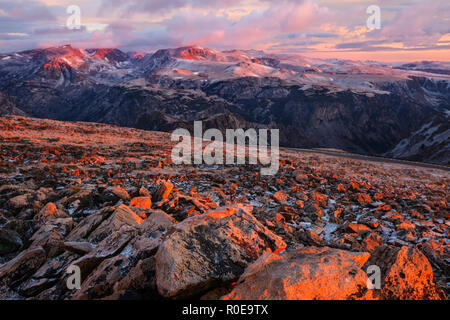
[0,45,449,164]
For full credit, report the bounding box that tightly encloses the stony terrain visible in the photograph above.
[0,115,448,300]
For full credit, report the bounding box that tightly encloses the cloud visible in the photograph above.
[378,0,450,47]
[0,0,56,21]
[0,0,448,62]
[157,0,332,48]
[33,26,88,35]
[99,0,246,16]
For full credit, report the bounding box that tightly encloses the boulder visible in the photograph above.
[363,245,445,300]
[155,204,286,299]
[111,186,130,201]
[7,194,32,211]
[70,225,137,280]
[107,257,158,300]
[17,277,57,298]
[31,251,78,280]
[139,209,176,237]
[34,202,69,223]
[222,247,371,300]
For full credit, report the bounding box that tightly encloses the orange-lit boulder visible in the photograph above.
[222,247,371,300]
[363,246,445,300]
[35,202,69,223]
[223,245,445,300]
[155,204,286,299]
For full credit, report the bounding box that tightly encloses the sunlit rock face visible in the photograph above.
[222,246,445,300]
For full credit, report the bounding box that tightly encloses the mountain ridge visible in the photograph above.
[0,44,449,164]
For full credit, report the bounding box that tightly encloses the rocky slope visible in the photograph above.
[0,115,448,300]
[0,45,449,164]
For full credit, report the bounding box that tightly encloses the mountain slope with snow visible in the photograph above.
[0,45,449,164]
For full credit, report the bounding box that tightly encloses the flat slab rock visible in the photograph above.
[0,247,47,288]
[155,204,286,299]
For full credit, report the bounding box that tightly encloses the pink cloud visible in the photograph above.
[160,0,332,49]
[380,0,449,47]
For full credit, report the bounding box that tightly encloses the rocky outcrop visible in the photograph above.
[155,204,286,299]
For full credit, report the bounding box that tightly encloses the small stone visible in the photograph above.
[153,181,174,202]
[396,220,415,231]
[348,223,371,235]
[60,241,95,255]
[404,232,416,242]
[273,190,288,203]
[357,193,372,203]
[367,221,379,229]
[112,186,130,201]
[129,197,152,210]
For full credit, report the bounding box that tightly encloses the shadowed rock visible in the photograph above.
[155,204,286,299]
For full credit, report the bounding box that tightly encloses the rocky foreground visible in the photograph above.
[0,115,448,300]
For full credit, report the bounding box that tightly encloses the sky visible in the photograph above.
[0,0,449,62]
